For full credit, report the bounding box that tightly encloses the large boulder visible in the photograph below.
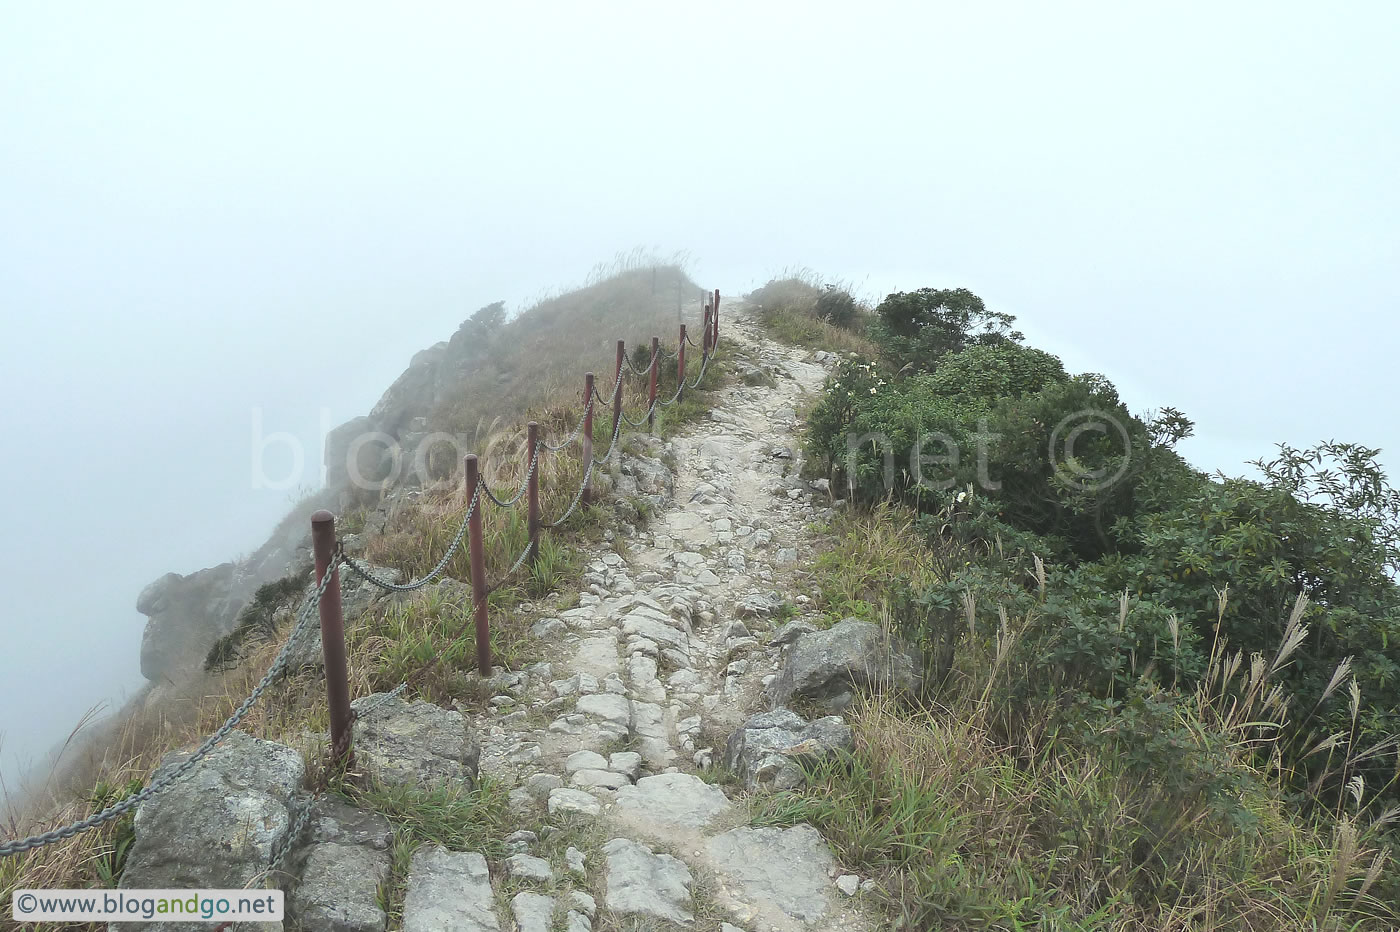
[116,731,303,932]
[287,796,394,932]
[137,564,240,682]
[724,709,853,790]
[349,694,480,791]
[769,618,924,711]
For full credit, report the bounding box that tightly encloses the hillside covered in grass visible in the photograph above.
[1,258,735,910]
[749,276,1399,929]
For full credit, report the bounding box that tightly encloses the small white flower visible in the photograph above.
[956,491,968,503]
[869,387,877,394]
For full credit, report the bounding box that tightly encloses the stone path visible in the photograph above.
[112,301,878,932]
[429,304,871,931]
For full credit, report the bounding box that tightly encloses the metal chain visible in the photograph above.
[545,443,604,528]
[542,393,594,453]
[479,442,541,509]
[621,343,664,376]
[0,561,340,858]
[354,681,409,719]
[689,346,714,389]
[592,396,627,467]
[655,376,686,409]
[592,368,625,409]
[341,488,480,593]
[266,791,315,875]
[621,393,662,429]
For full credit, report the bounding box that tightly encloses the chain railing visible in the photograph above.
[0,289,723,864]
[0,559,341,858]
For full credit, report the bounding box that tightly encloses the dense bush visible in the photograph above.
[806,283,1400,812]
[872,286,1023,371]
[814,285,860,330]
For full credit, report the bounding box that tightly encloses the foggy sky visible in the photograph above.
[2,3,1396,796]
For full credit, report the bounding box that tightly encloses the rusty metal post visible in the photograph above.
[647,336,659,432]
[611,339,624,444]
[677,324,687,403]
[311,511,353,769]
[582,372,594,506]
[464,454,491,676]
[712,289,720,349]
[526,421,540,566]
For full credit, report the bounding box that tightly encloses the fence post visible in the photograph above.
[702,300,712,359]
[465,454,491,676]
[712,289,720,349]
[526,421,540,566]
[611,339,624,445]
[310,511,353,769]
[647,336,659,433]
[582,372,594,506]
[677,324,687,404]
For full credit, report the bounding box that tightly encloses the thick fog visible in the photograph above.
[1,3,1395,798]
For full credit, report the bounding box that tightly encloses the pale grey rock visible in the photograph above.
[565,845,587,879]
[775,547,799,564]
[771,619,817,647]
[511,892,554,932]
[571,768,629,790]
[504,829,538,853]
[548,788,602,818]
[566,913,592,932]
[770,618,924,711]
[615,773,731,830]
[576,693,632,727]
[291,843,388,932]
[531,617,566,638]
[836,873,861,895]
[602,837,694,924]
[402,846,499,932]
[118,731,303,932]
[524,773,563,798]
[565,749,609,773]
[288,796,393,932]
[505,853,554,882]
[705,824,835,922]
[569,891,596,917]
[349,694,479,791]
[608,751,643,779]
[725,709,853,791]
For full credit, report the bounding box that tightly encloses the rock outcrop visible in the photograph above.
[725,708,853,790]
[117,731,303,932]
[287,796,394,932]
[770,617,925,711]
[349,694,480,791]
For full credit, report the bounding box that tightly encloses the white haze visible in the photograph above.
[1,3,1396,797]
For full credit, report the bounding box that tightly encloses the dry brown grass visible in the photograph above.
[1,259,732,921]
[747,272,879,357]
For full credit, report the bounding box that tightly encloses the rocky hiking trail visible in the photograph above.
[115,302,924,932]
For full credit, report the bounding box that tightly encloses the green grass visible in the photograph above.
[748,274,879,356]
[751,694,1399,931]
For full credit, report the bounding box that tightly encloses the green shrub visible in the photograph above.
[872,286,1022,371]
[814,286,860,330]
